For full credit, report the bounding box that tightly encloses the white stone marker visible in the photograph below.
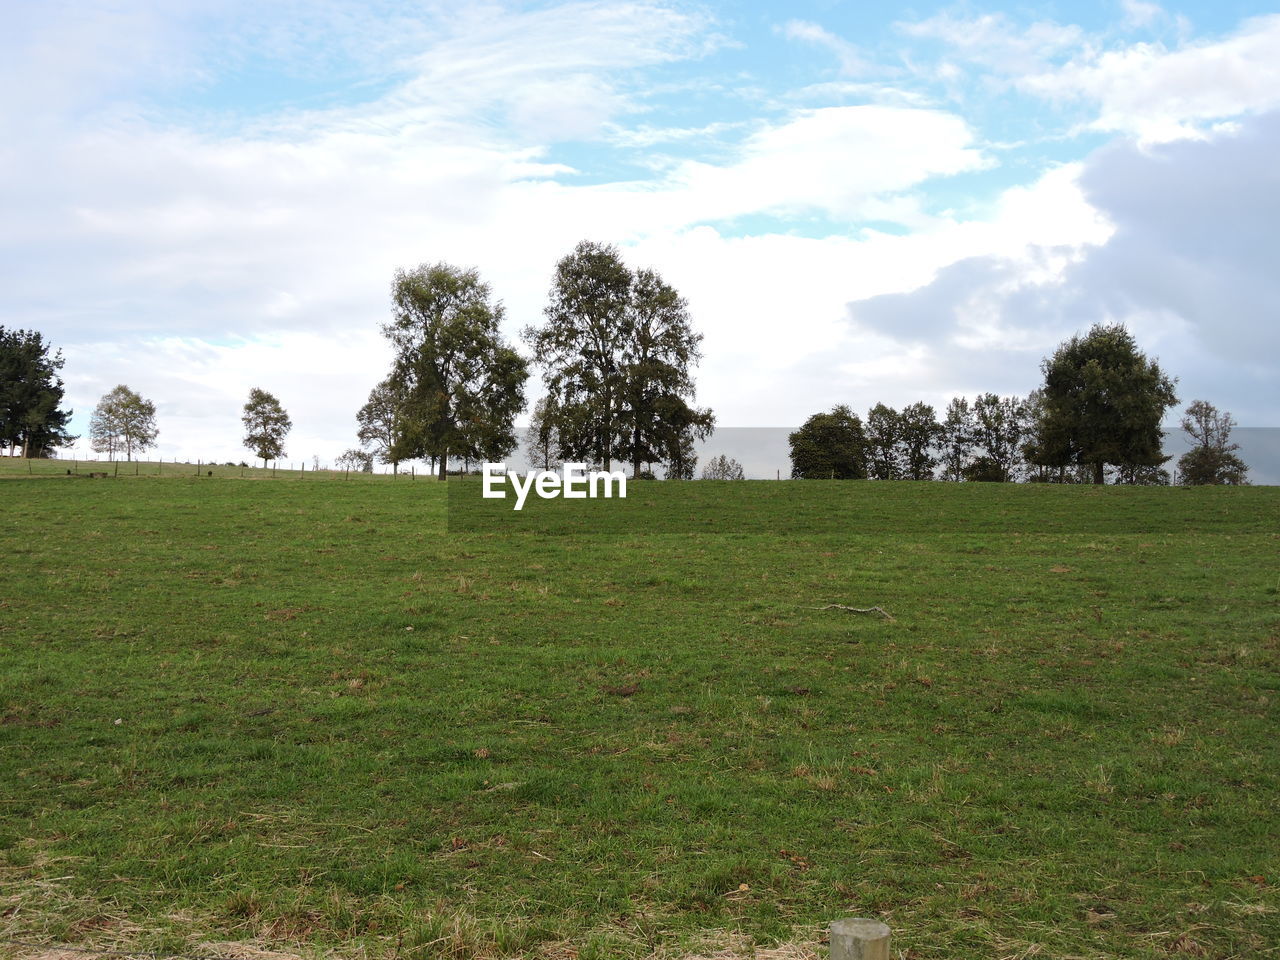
[829,918,891,960]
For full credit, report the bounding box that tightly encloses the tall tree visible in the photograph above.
[525,242,712,475]
[938,397,974,482]
[1031,323,1177,484]
[1177,400,1249,485]
[789,405,868,479]
[865,403,902,480]
[384,263,528,480]
[524,241,632,470]
[897,401,940,480]
[242,388,291,467]
[970,393,1028,482]
[0,326,75,457]
[616,268,711,477]
[89,385,158,461]
[356,378,413,475]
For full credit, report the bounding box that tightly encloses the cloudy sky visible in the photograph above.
[4,0,1278,465]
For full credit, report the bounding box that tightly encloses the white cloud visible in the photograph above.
[646,105,991,225]
[897,11,1084,76]
[1120,0,1164,30]
[780,20,867,76]
[1019,14,1280,141]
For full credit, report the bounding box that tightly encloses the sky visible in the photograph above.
[3,0,1278,468]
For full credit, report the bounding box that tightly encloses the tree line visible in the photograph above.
[0,266,1253,486]
[789,324,1249,485]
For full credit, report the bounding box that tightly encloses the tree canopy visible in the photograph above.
[0,326,75,457]
[789,405,868,479]
[524,241,712,476]
[1030,323,1177,484]
[1177,400,1248,485]
[384,263,527,479]
[242,388,291,466]
[90,384,158,461]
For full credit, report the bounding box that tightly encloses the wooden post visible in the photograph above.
[829,919,890,960]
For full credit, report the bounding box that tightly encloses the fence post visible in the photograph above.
[829,919,890,960]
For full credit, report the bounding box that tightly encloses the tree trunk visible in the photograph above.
[1093,460,1105,485]
[437,450,448,481]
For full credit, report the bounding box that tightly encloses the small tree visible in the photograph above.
[336,448,374,473]
[789,405,868,479]
[242,388,291,467]
[524,397,562,471]
[89,385,158,461]
[357,378,414,475]
[1177,400,1248,485]
[701,454,745,480]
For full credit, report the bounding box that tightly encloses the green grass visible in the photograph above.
[1,472,1277,959]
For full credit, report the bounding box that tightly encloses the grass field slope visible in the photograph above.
[1,471,1277,959]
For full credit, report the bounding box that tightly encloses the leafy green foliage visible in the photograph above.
[788,404,867,478]
[1177,400,1249,485]
[938,397,974,482]
[971,393,1029,482]
[701,454,745,480]
[865,403,902,480]
[356,378,414,472]
[241,387,291,465]
[89,384,158,461]
[524,396,562,471]
[0,326,75,457]
[1031,324,1177,484]
[525,242,711,476]
[385,263,527,478]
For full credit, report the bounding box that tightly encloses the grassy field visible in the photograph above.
[1,467,1278,959]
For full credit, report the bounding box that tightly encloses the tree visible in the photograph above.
[897,401,940,480]
[1177,400,1248,485]
[385,263,527,480]
[658,395,714,479]
[524,241,712,475]
[971,393,1028,482]
[616,268,712,477]
[1031,323,1178,484]
[938,397,974,482]
[242,388,291,467]
[357,378,413,475]
[524,241,632,470]
[789,405,868,479]
[0,326,75,457]
[702,454,745,480]
[864,403,902,480]
[89,385,158,461]
[336,448,373,473]
[524,396,562,471]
